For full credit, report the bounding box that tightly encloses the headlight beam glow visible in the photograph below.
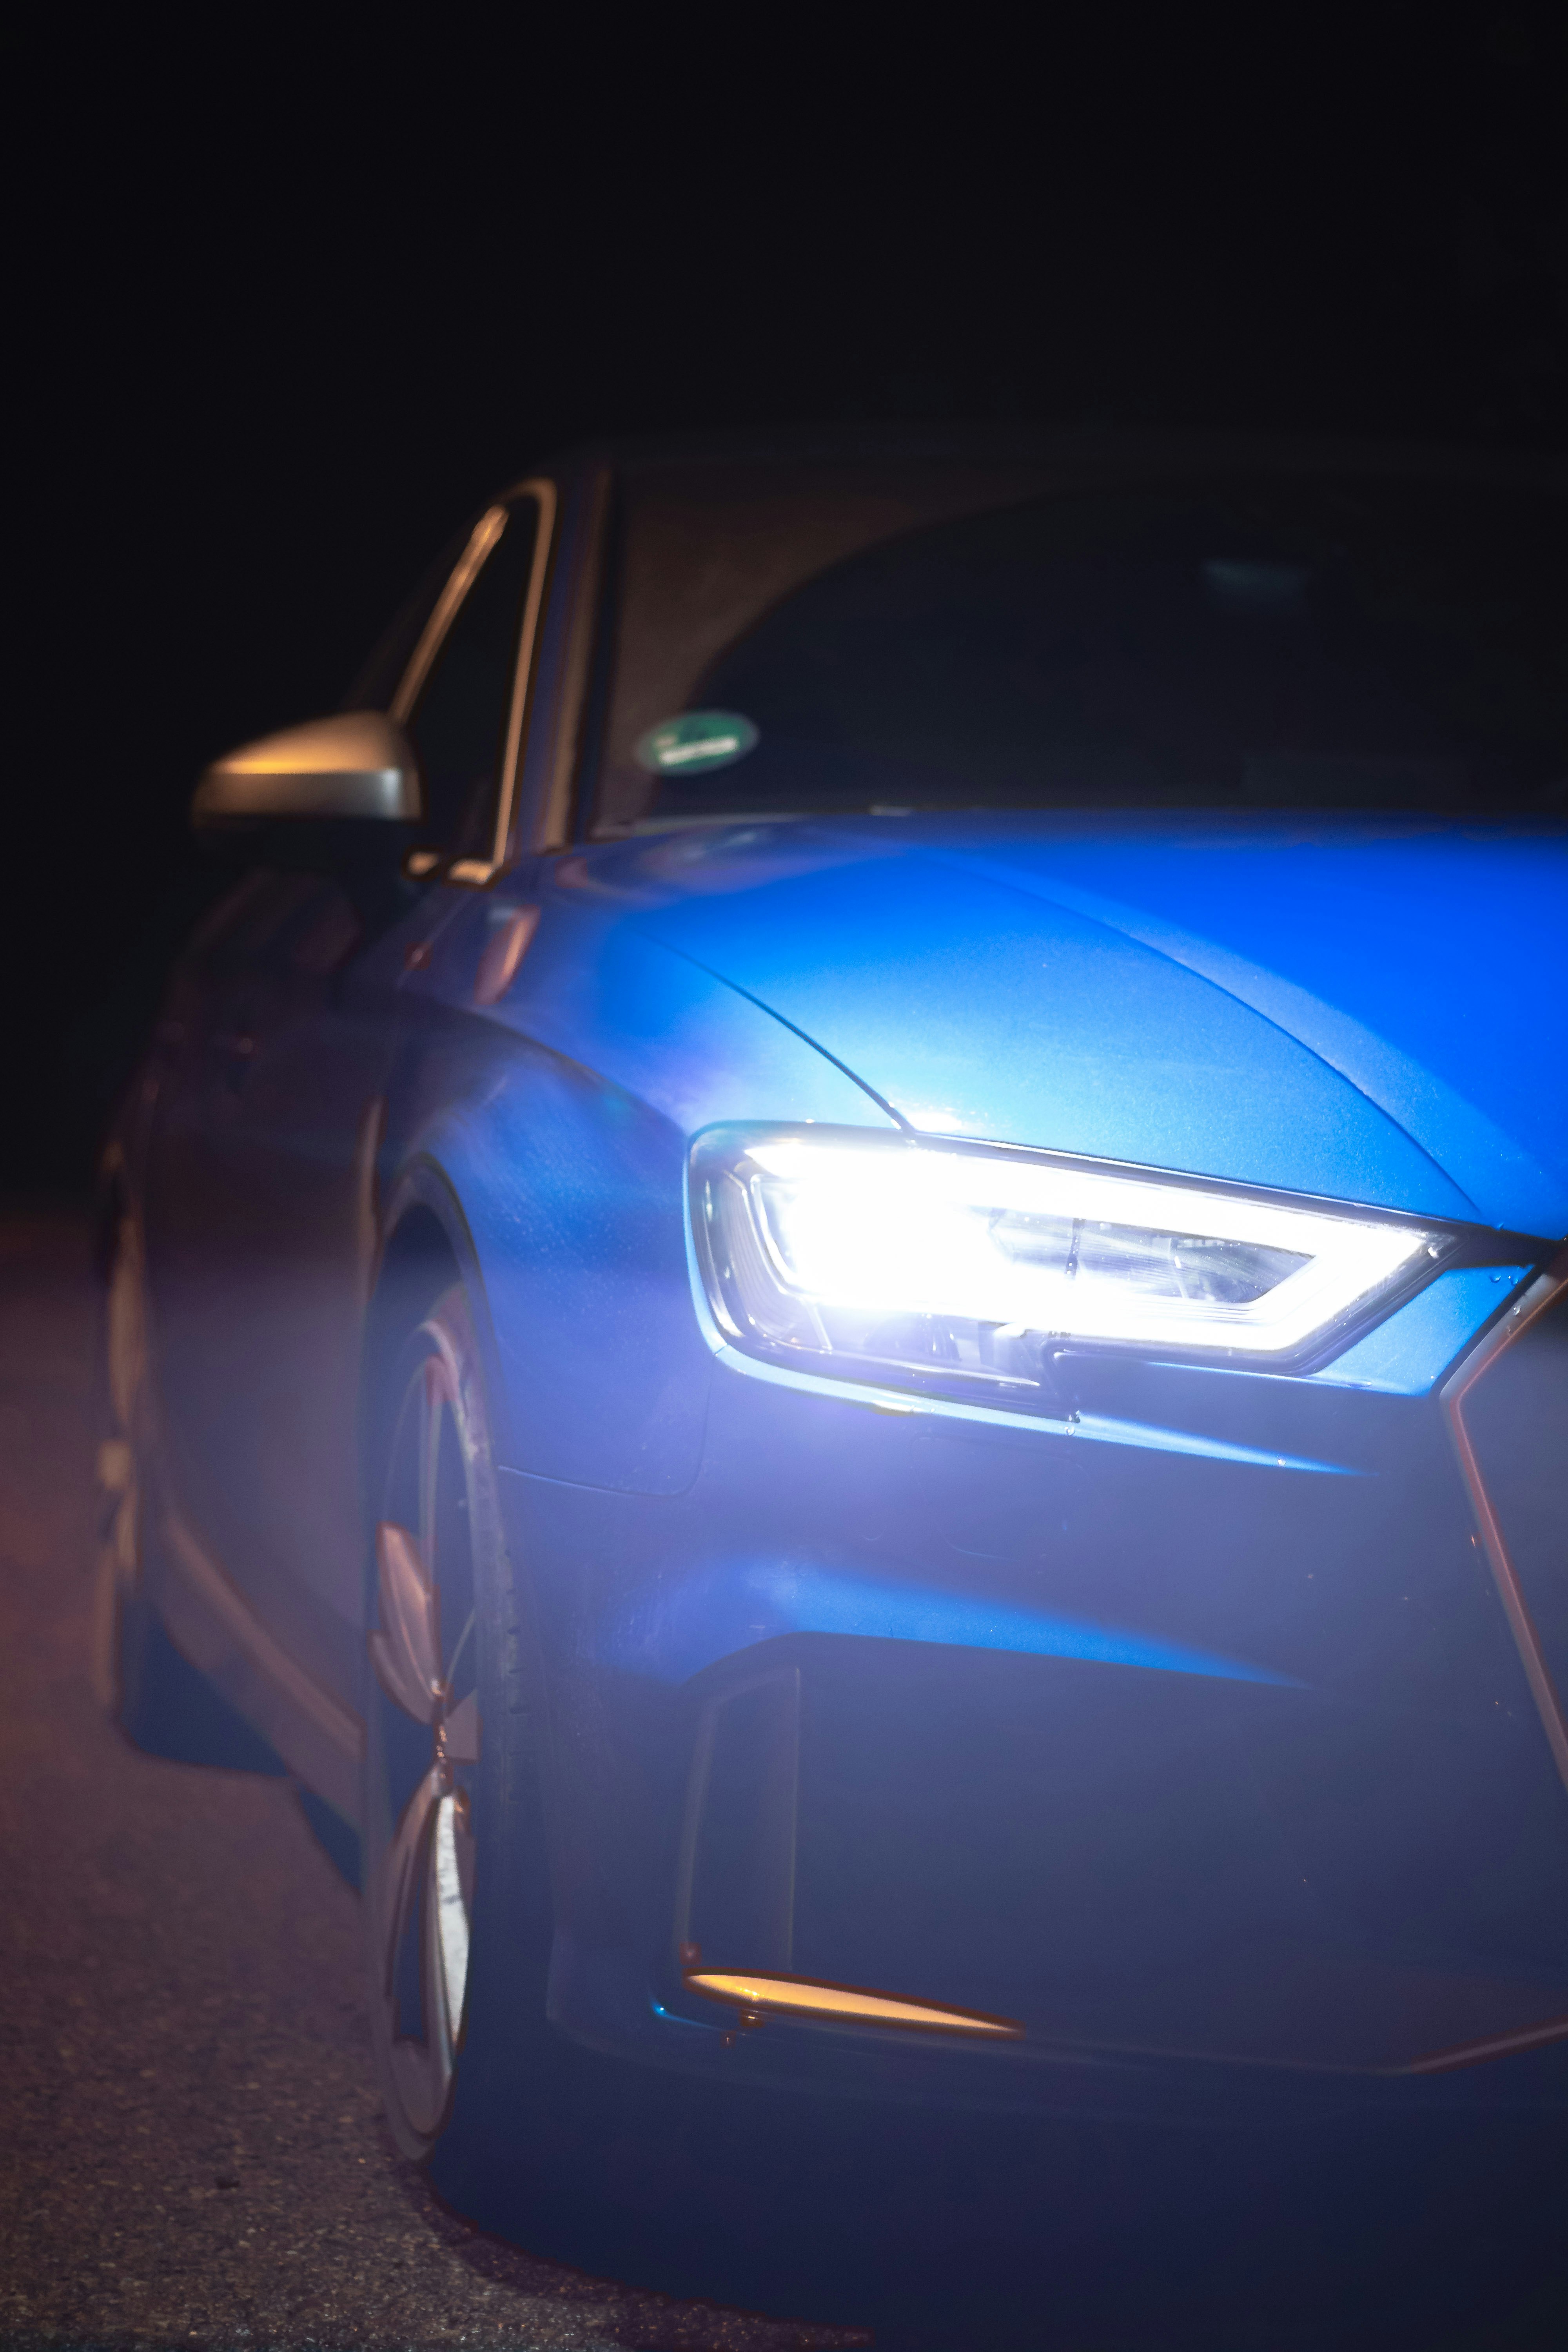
[694,1129,1453,1387]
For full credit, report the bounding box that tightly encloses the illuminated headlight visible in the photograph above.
[691,1128,1455,1393]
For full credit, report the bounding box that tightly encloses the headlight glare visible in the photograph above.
[693,1128,1453,1396]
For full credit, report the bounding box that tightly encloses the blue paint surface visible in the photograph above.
[1069,1411,1356,1474]
[907,818,1568,1235]
[564,813,1566,1233]
[1313,1265,1534,1394]
[712,1343,1357,1473]
[606,1558,1299,1688]
[624,839,1472,1219]
[496,893,895,1136]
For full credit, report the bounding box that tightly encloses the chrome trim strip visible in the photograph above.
[1439,1250,1568,1798]
[390,506,507,724]
[388,477,560,884]
[537,463,612,851]
[492,475,559,872]
[148,1494,364,1824]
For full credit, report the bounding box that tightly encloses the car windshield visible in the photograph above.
[589,460,1568,831]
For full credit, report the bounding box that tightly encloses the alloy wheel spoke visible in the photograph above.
[381,1763,441,2004]
[370,1521,441,1724]
[431,1790,473,2049]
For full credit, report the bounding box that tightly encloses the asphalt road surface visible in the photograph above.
[5,1206,1568,2352]
[0,1210,871,2352]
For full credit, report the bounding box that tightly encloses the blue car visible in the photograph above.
[101,430,1567,2297]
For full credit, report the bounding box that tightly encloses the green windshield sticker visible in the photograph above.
[635,710,759,775]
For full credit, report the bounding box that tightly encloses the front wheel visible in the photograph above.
[363,1282,523,2161]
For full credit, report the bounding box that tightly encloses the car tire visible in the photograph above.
[361,1278,553,2165]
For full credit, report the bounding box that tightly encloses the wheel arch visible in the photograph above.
[359,1155,515,1509]
[358,1146,561,1838]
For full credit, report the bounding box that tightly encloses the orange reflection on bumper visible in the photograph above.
[684,1968,1023,2037]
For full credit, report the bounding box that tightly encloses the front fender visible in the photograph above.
[382,898,893,1494]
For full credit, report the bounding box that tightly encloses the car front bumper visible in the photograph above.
[499,1261,1568,2121]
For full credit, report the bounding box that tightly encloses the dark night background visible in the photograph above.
[10,6,1567,1195]
[2,19,1567,2349]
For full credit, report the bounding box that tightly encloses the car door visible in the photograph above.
[143,485,555,1713]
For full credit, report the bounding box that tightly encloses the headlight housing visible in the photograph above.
[691,1127,1462,1399]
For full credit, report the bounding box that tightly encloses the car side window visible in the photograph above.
[401,499,542,863]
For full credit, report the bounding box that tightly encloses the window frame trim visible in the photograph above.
[535,463,613,851]
[388,476,559,884]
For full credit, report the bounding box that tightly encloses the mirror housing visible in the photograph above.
[194,710,422,823]
[192,711,424,874]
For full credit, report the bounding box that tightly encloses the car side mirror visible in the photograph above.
[191,711,424,869]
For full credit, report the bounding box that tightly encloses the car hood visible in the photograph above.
[561,813,1568,1235]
